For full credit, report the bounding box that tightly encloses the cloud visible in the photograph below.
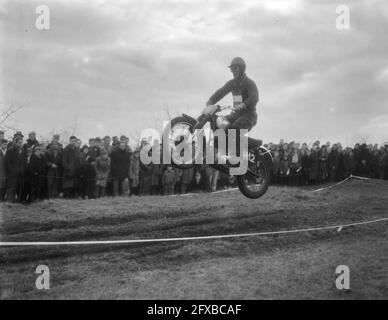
[0,0,387,146]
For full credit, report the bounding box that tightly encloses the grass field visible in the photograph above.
[0,179,387,299]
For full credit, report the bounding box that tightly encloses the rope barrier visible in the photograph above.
[312,175,352,192]
[0,216,387,247]
[311,174,373,192]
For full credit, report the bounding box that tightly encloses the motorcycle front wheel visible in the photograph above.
[236,152,272,199]
[164,116,204,169]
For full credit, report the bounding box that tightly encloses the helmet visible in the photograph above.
[228,57,246,73]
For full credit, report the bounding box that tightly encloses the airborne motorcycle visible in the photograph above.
[165,105,273,199]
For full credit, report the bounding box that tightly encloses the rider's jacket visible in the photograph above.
[207,73,259,125]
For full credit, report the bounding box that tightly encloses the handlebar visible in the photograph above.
[216,105,234,112]
[201,105,234,117]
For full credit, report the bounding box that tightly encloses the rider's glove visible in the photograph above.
[201,104,217,115]
[234,103,246,111]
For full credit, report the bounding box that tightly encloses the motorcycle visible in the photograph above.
[164,105,273,199]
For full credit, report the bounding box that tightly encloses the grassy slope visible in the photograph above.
[0,179,387,299]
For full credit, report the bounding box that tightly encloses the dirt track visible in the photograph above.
[0,179,387,299]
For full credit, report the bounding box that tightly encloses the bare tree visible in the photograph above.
[47,118,80,145]
[0,103,25,131]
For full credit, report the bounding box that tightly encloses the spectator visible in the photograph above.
[205,165,219,192]
[162,165,176,195]
[139,162,152,195]
[289,149,301,186]
[95,149,110,198]
[102,136,113,155]
[272,150,281,184]
[79,145,96,199]
[150,142,162,195]
[8,131,23,150]
[112,136,120,149]
[0,139,7,200]
[88,139,97,157]
[62,136,80,199]
[45,142,62,199]
[319,145,329,182]
[47,134,62,150]
[20,146,33,203]
[279,151,290,185]
[23,131,39,150]
[110,141,130,196]
[191,165,205,192]
[129,147,140,195]
[139,140,152,195]
[328,144,341,182]
[382,145,388,179]
[309,146,320,184]
[342,148,355,178]
[29,145,46,202]
[181,166,194,194]
[300,148,310,186]
[174,167,183,194]
[5,138,24,202]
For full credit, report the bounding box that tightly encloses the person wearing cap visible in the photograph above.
[7,131,23,150]
[205,57,259,132]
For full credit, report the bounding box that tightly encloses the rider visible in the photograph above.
[204,57,260,158]
[206,57,259,132]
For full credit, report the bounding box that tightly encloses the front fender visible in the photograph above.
[181,113,198,124]
[258,146,273,166]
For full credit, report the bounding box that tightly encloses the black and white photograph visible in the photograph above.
[0,0,387,304]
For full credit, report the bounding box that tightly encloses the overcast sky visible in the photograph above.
[1,0,387,146]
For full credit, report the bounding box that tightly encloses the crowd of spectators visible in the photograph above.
[0,130,388,203]
[269,139,388,186]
